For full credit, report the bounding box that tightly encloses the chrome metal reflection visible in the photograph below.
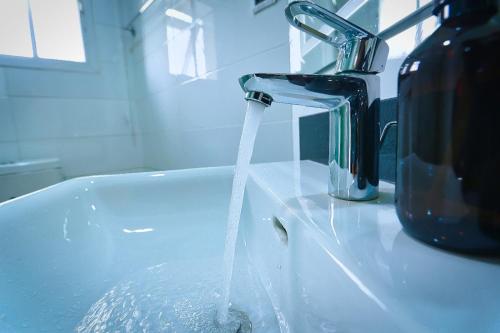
[239,73,380,201]
[238,1,389,201]
[285,1,389,73]
[244,91,273,107]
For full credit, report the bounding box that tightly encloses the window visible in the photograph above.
[0,0,86,64]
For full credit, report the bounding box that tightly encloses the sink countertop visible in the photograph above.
[248,160,500,333]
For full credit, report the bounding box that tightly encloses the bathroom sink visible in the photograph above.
[0,167,278,332]
[243,161,500,332]
[1,161,499,332]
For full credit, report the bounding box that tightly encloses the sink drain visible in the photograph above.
[215,308,252,333]
[233,309,252,333]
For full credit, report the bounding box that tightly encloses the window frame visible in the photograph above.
[0,0,97,73]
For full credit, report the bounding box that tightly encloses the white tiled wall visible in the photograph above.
[0,0,439,179]
[378,0,438,99]
[120,0,294,170]
[0,0,144,178]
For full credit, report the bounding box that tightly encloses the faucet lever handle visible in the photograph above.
[285,1,389,73]
[285,1,370,46]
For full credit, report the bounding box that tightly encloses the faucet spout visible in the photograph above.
[239,72,381,201]
[239,73,354,110]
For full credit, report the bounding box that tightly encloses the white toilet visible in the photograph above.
[0,158,65,202]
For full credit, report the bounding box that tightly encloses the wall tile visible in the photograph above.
[19,135,145,177]
[143,119,294,171]
[379,98,397,182]
[18,139,61,161]
[18,134,144,177]
[95,24,126,64]
[299,112,329,165]
[11,98,132,140]
[0,142,19,163]
[298,98,398,183]
[164,0,289,73]
[167,0,216,22]
[126,18,167,64]
[380,58,405,99]
[253,121,293,164]
[176,44,292,131]
[120,0,142,25]
[141,131,180,170]
[176,125,242,168]
[0,99,17,142]
[120,0,294,170]
[128,44,176,100]
[0,0,143,178]
[209,0,289,69]
[0,69,7,98]
[93,0,121,27]
[5,63,128,100]
[133,89,180,135]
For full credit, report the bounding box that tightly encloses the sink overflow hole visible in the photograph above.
[272,217,288,246]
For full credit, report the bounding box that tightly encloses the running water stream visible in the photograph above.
[71,100,267,333]
[217,100,266,325]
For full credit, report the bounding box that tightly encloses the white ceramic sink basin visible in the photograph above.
[0,167,278,332]
[1,161,499,332]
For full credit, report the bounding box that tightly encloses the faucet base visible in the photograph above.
[328,187,379,201]
[239,73,381,202]
[328,160,379,201]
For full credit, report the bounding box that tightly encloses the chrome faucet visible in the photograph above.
[239,1,389,201]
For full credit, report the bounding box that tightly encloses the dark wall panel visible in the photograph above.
[299,98,397,182]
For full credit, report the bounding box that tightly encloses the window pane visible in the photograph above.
[30,0,86,62]
[0,0,33,57]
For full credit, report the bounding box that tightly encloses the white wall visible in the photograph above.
[120,0,294,170]
[0,0,143,178]
[378,0,438,99]
[0,0,439,179]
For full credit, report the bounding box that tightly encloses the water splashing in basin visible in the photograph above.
[74,101,265,333]
[74,102,265,333]
[75,260,255,333]
[218,101,266,325]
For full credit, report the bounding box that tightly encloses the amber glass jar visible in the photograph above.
[396,0,500,254]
